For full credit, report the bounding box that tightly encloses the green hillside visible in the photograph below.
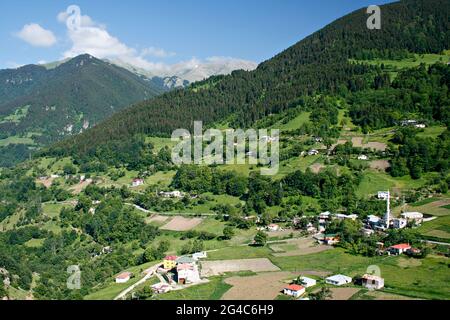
[0,54,167,166]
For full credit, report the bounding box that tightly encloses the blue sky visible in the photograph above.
[0,0,395,69]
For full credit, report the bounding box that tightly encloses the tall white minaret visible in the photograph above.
[384,190,390,228]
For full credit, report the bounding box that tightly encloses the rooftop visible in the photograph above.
[362,274,383,281]
[164,255,178,261]
[116,272,131,279]
[390,243,411,249]
[285,284,304,291]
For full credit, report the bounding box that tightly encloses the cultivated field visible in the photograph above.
[270,238,331,257]
[327,288,360,300]
[200,258,280,277]
[221,272,296,300]
[160,216,203,231]
[370,160,390,171]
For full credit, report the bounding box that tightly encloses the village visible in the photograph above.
[105,186,441,301]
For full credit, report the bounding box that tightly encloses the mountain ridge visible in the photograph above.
[50,0,450,157]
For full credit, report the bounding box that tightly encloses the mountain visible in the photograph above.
[0,54,168,165]
[108,57,258,88]
[53,0,449,157]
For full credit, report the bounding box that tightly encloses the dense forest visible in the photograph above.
[48,0,449,158]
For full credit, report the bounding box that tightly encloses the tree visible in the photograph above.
[253,231,268,246]
[192,239,204,253]
[222,226,235,240]
[63,164,77,175]
[310,287,332,300]
[293,276,307,286]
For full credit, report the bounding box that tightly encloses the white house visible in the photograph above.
[192,252,207,261]
[377,191,389,200]
[388,243,411,255]
[159,190,184,198]
[267,224,280,232]
[401,212,423,224]
[177,263,201,285]
[283,284,305,298]
[367,215,381,225]
[151,283,170,294]
[358,155,369,160]
[115,272,132,284]
[392,218,407,229]
[325,275,352,286]
[361,274,384,290]
[132,178,144,187]
[296,276,316,288]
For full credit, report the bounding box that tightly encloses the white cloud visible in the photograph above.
[57,5,257,82]
[16,23,57,47]
[141,47,176,58]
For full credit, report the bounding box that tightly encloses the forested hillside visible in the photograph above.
[50,0,450,157]
[0,55,167,166]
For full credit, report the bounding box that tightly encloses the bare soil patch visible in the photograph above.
[310,163,325,174]
[365,141,387,151]
[200,258,280,277]
[160,216,203,231]
[351,137,364,147]
[351,137,387,151]
[36,177,55,188]
[327,288,360,300]
[69,179,92,194]
[221,271,296,300]
[370,160,390,171]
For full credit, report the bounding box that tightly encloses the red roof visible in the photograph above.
[390,243,411,250]
[164,255,178,261]
[285,284,304,291]
[116,272,131,279]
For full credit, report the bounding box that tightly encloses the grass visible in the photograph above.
[42,202,72,218]
[24,238,45,248]
[156,276,232,300]
[356,171,428,198]
[0,135,35,147]
[0,105,30,124]
[145,136,178,151]
[84,276,142,300]
[416,126,447,139]
[85,260,159,300]
[411,198,442,207]
[207,245,272,261]
[270,248,450,300]
[194,218,226,235]
[417,215,450,240]
[145,170,176,187]
[351,53,450,79]
[277,112,311,131]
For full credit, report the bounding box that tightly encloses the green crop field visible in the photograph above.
[156,276,232,300]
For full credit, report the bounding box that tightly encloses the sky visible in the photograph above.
[0,0,395,70]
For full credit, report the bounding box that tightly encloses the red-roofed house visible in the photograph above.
[115,272,132,284]
[283,284,305,297]
[163,255,178,270]
[388,243,411,255]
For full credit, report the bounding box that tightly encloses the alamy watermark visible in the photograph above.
[367,5,381,30]
[171,121,279,176]
[67,265,81,290]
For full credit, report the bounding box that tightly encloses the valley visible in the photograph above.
[0,0,449,302]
